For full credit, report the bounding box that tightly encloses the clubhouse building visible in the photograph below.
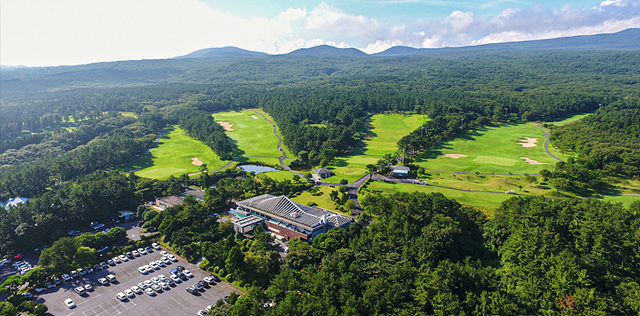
[232,194,352,241]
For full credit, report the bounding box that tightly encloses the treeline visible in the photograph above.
[0,114,137,167]
[551,103,640,179]
[0,172,183,256]
[398,113,489,154]
[173,107,238,160]
[0,124,156,198]
[211,192,640,315]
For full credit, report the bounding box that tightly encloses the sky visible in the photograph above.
[1,0,639,66]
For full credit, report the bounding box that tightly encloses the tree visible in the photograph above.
[549,177,570,193]
[38,237,79,274]
[74,246,97,267]
[525,175,538,187]
[0,275,24,296]
[0,301,18,316]
[340,179,348,185]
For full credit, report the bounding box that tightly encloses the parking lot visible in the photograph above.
[33,247,241,316]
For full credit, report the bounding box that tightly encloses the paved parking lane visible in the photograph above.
[34,247,240,316]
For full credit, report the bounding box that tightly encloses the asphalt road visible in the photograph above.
[33,247,240,316]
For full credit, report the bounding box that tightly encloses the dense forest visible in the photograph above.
[210,192,640,315]
[1,34,640,316]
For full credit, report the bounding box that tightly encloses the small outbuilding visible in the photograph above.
[391,165,411,178]
[312,168,335,179]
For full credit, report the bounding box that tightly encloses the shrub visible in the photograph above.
[199,258,210,270]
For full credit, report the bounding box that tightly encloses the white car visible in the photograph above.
[131,285,142,294]
[144,280,154,287]
[138,248,147,255]
[113,257,121,264]
[158,274,167,281]
[149,261,159,269]
[138,266,149,274]
[184,270,194,278]
[84,284,93,291]
[151,277,160,284]
[64,298,76,308]
[161,256,171,264]
[119,255,129,262]
[145,288,156,296]
[132,250,140,256]
[124,289,135,298]
[156,260,165,267]
[159,282,169,290]
[152,243,161,250]
[116,292,127,301]
[160,251,168,256]
[138,282,147,289]
[170,274,181,283]
[74,286,85,295]
[167,254,178,262]
[98,278,108,285]
[62,274,71,281]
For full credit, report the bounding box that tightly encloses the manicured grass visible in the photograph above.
[419,171,561,197]
[213,109,287,158]
[325,113,427,183]
[258,171,298,182]
[253,108,295,158]
[549,112,593,125]
[292,186,344,212]
[362,180,514,213]
[595,195,640,206]
[124,125,228,179]
[416,123,555,174]
[363,114,429,156]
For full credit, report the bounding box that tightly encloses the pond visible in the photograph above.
[238,164,277,174]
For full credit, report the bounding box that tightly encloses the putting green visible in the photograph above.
[214,109,292,158]
[325,113,428,183]
[416,123,554,174]
[126,125,229,179]
[472,156,517,166]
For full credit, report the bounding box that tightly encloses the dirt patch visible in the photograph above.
[520,157,547,165]
[217,121,234,131]
[438,154,468,158]
[191,157,203,166]
[517,137,538,147]
[250,115,259,119]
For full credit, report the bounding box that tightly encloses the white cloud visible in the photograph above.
[1,0,639,66]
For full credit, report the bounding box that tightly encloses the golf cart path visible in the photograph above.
[537,124,563,162]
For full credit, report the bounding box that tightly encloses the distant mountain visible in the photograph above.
[0,65,27,70]
[286,45,367,57]
[372,46,420,57]
[376,28,640,56]
[174,46,267,59]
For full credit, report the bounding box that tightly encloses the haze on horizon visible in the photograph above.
[1,0,639,67]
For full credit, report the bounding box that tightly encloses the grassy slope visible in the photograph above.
[253,108,295,158]
[214,109,283,158]
[326,114,428,183]
[291,186,346,213]
[416,123,556,174]
[420,171,564,197]
[362,180,512,214]
[595,195,640,206]
[126,125,228,179]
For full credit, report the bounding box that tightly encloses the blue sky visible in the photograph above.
[1,0,639,66]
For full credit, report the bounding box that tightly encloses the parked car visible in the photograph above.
[106,274,116,283]
[64,298,76,309]
[186,285,197,294]
[138,248,147,255]
[116,292,127,301]
[78,268,86,276]
[145,288,156,296]
[131,285,142,294]
[53,277,62,285]
[132,250,140,257]
[145,246,153,253]
[198,280,209,289]
[70,270,79,278]
[85,266,94,273]
[84,284,93,291]
[62,274,71,281]
[152,243,161,250]
[211,275,221,282]
[101,262,109,269]
[98,278,108,285]
[126,252,134,259]
[171,274,182,283]
[184,270,194,278]
[74,286,86,295]
[124,289,135,298]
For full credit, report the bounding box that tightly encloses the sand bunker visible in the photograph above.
[520,157,547,165]
[217,121,234,131]
[517,137,538,147]
[439,154,468,158]
[191,158,203,166]
[251,115,259,119]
